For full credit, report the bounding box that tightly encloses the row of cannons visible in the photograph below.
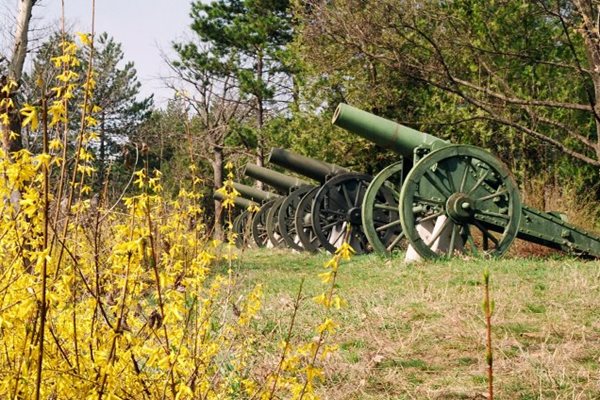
[215,104,600,261]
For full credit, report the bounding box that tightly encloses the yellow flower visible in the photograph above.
[317,318,337,334]
[20,104,39,131]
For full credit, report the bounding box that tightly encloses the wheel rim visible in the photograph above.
[361,160,406,254]
[278,186,314,251]
[399,145,521,259]
[232,213,245,248]
[294,187,321,252]
[266,197,286,248]
[252,200,275,247]
[311,173,373,254]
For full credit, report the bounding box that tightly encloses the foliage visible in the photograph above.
[294,0,600,198]
[21,31,152,193]
[0,33,353,399]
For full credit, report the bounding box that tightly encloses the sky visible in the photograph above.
[2,0,194,106]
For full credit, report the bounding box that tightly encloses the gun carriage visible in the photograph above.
[332,103,600,259]
[213,191,259,248]
[268,148,397,254]
[244,163,312,251]
[231,183,280,248]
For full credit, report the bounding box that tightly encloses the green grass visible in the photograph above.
[225,249,600,399]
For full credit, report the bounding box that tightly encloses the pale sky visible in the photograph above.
[1,0,194,106]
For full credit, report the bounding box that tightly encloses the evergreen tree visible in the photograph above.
[85,33,153,187]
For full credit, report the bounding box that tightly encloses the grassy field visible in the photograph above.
[226,248,600,399]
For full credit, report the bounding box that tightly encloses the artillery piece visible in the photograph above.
[213,191,258,248]
[244,163,313,251]
[231,183,280,248]
[332,103,600,260]
[268,148,397,254]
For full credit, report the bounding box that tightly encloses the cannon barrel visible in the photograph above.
[213,192,258,209]
[232,182,279,203]
[332,103,447,157]
[244,163,310,192]
[268,147,348,183]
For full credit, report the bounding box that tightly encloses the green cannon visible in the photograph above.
[244,163,312,250]
[332,103,600,259]
[231,182,281,248]
[268,148,397,254]
[213,191,259,248]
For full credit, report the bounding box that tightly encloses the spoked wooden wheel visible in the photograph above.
[294,187,321,252]
[311,173,374,254]
[278,186,314,251]
[361,160,406,254]
[252,200,276,248]
[399,145,521,259]
[266,197,286,248]
[233,212,245,248]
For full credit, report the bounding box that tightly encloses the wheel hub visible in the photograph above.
[446,193,474,222]
[347,207,362,225]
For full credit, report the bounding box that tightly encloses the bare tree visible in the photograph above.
[1,0,38,153]
[166,50,254,238]
[298,0,600,168]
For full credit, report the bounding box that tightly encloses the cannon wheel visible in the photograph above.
[266,197,286,248]
[278,186,314,251]
[233,210,255,248]
[294,187,321,252]
[361,160,406,254]
[232,212,245,248]
[399,145,521,259]
[311,173,373,254]
[252,200,276,247]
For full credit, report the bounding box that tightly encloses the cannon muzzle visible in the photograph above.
[268,147,348,183]
[244,163,310,192]
[332,103,447,157]
[232,182,279,203]
[213,192,258,209]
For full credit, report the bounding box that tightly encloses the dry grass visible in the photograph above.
[229,249,600,399]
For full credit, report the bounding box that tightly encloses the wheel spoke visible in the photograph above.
[386,231,405,252]
[425,217,451,247]
[353,181,364,206]
[474,220,499,247]
[458,160,471,192]
[425,170,451,198]
[322,220,342,231]
[477,189,508,202]
[447,222,458,256]
[463,225,479,256]
[375,219,402,233]
[445,167,456,193]
[416,210,444,225]
[467,168,490,195]
[375,203,399,211]
[342,185,353,208]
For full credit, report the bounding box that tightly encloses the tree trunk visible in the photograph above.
[98,112,106,187]
[212,146,224,240]
[2,0,37,153]
[255,50,265,190]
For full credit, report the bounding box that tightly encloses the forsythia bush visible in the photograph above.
[0,34,349,399]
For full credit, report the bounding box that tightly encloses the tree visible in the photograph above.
[171,0,295,235]
[1,0,38,153]
[179,0,295,166]
[296,0,600,193]
[85,33,153,187]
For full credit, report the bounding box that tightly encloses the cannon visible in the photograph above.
[332,103,600,259]
[213,191,259,248]
[244,163,312,251]
[232,182,280,248]
[268,148,397,254]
